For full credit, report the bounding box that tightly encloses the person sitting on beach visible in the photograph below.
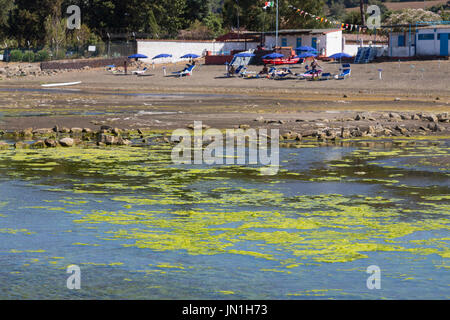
[310,58,321,72]
[259,65,269,75]
[228,65,236,77]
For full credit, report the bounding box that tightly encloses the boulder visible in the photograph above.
[14,142,28,149]
[31,140,46,148]
[117,136,132,146]
[70,128,83,134]
[0,142,9,150]
[59,137,74,147]
[33,128,52,135]
[20,128,33,137]
[44,139,57,148]
[389,112,401,120]
[341,128,351,139]
[437,113,449,122]
[426,114,438,122]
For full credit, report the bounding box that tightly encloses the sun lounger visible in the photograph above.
[320,72,332,80]
[336,64,351,79]
[132,67,148,75]
[226,65,246,77]
[271,67,294,79]
[173,64,196,77]
[240,67,256,78]
[297,69,322,79]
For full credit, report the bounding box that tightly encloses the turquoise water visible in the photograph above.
[0,138,448,299]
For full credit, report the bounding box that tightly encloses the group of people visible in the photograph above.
[257,57,321,77]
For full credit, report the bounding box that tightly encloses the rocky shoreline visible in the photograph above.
[0,111,448,150]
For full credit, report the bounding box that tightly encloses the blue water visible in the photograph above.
[0,139,448,299]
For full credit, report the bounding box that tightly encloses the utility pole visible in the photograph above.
[275,0,279,48]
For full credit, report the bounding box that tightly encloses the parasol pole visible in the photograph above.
[275,0,279,48]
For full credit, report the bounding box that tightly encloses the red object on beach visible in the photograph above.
[262,56,301,65]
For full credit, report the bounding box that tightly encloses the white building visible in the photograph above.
[389,25,450,57]
[343,34,388,56]
[264,29,343,57]
[136,39,259,63]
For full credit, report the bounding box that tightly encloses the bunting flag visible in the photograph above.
[263,1,274,9]
[287,4,382,33]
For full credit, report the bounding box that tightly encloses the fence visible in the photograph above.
[0,41,136,63]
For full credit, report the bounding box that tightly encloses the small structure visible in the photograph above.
[388,22,450,57]
[136,37,259,64]
[263,29,343,57]
[343,34,388,56]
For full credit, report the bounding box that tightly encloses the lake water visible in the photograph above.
[0,137,448,299]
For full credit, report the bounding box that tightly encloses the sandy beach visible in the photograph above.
[0,60,449,137]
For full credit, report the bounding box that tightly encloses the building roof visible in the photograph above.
[344,33,388,43]
[264,29,342,35]
[418,24,450,30]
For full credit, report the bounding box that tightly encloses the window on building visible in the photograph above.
[397,35,405,47]
[437,33,450,40]
[281,38,287,47]
[418,34,434,40]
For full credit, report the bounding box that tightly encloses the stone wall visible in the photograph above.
[40,57,131,70]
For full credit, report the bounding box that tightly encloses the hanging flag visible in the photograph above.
[263,1,274,9]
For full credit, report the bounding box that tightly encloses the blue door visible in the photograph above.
[296,38,302,54]
[440,33,449,56]
[312,37,317,49]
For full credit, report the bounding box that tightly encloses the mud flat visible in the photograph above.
[0,60,448,139]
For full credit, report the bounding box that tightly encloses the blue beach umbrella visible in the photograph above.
[262,53,284,59]
[128,54,148,59]
[328,52,352,60]
[152,53,172,59]
[234,52,255,58]
[181,53,200,59]
[298,52,317,58]
[296,46,317,52]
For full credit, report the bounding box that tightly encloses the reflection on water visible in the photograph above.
[0,138,448,299]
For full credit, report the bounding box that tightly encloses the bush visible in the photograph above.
[10,50,23,62]
[22,51,35,62]
[35,50,50,62]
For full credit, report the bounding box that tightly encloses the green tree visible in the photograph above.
[328,1,347,20]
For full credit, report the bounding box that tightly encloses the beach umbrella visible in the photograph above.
[152,53,172,59]
[328,53,352,60]
[262,53,284,59]
[181,53,200,59]
[234,52,255,58]
[296,46,317,52]
[298,52,317,58]
[128,54,148,59]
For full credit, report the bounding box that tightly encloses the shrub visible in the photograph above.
[22,51,35,62]
[35,50,50,62]
[10,50,23,62]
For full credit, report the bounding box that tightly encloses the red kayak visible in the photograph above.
[262,56,301,65]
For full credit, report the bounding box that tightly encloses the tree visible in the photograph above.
[385,9,442,26]
[0,0,15,41]
[222,0,327,31]
[328,1,346,20]
[359,0,365,26]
